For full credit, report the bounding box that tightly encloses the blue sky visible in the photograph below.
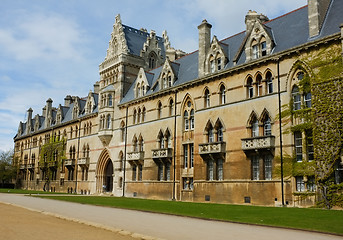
[0,0,307,151]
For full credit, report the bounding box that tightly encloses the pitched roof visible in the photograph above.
[120,0,343,104]
[122,25,166,57]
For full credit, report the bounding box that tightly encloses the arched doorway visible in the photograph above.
[104,160,113,192]
[96,149,114,193]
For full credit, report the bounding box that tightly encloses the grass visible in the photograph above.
[32,194,343,235]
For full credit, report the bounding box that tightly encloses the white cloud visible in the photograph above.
[0,0,309,152]
[0,12,86,61]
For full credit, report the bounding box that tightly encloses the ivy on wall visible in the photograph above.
[39,137,66,189]
[276,43,343,208]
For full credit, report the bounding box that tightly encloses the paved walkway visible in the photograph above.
[0,194,341,240]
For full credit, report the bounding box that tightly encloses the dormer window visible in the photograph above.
[209,53,223,73]
[217,58,222,71]
[252,42,259,59]
[168,75,172,87]
[142,85,145,96]
[261,41,267,56]
[210,59,215,73]
[250,36,269,60]
[137,83,141,97]
[160,70,174,90]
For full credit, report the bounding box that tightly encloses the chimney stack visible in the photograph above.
[64,95,72,107]
[26,108,33,134]
[198,19,212,78]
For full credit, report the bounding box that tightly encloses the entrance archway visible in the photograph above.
[96,149,114,193]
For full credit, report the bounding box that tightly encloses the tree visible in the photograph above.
[0,149,16,187]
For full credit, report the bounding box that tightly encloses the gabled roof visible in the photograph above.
[120,1,343,104]
[122,25,166,57]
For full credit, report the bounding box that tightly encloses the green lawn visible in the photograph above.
[33,195,343,235]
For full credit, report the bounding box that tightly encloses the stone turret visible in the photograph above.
[198,19,212,78]
[308,0,331,38]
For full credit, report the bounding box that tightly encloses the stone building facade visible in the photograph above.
[14,0,343,206]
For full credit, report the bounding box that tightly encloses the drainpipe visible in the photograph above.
[172,91,177,200]
[277,58,285,206]
[122,106,129,197]
[27,135,33,190]
[75,120,81,193]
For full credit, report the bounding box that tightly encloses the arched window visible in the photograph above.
[139,136,144,152]
[108,94,113,106]
[304,92,312,108]
[261,41,267,56]
[142,107,146,122]
[163,76,167,89]
[209,55,215,73]
[190,109,194,130]
[159,132,164,149]
[106,114,111,129]
[137,83,141,97]
[133,109,137,124]
[204,89,210,108]
[169,99,174,116]
[166,130,172,148]
[157,102,162,119]
[132,136,138,152]
[251,117,259,137]
[208,125,214,143]
[142,85,145,96]
[148,52,156,69]
[292,85,301,111]
[263,117,272,136]
[137,108,141,123]
[168,74,172,87]
[217,57,222,71]
[184,110,189,131]
[266,71,273,94]
[252,40,259,59]
[215,120,224,142]
[247,77,254,98]
[219,85,226,104]
[256,74,263,96]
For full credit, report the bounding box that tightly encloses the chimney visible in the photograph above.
[64,95,72,107]
[245,10,269,32]
[308,0,331,38]
[198,19,212,77]
[93,82,100,94]
[45,98,53,128]
[26,108,33,134]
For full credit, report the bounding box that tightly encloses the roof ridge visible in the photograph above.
[264,5,308,25]
[122,24,164,40]
[219,4,308,43]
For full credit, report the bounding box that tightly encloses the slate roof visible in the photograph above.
[15,1,343,138]
[120,1,343,104]
[122,25,166,57]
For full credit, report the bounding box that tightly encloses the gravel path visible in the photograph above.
[0,194,341,240]
[0,202,134,240]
